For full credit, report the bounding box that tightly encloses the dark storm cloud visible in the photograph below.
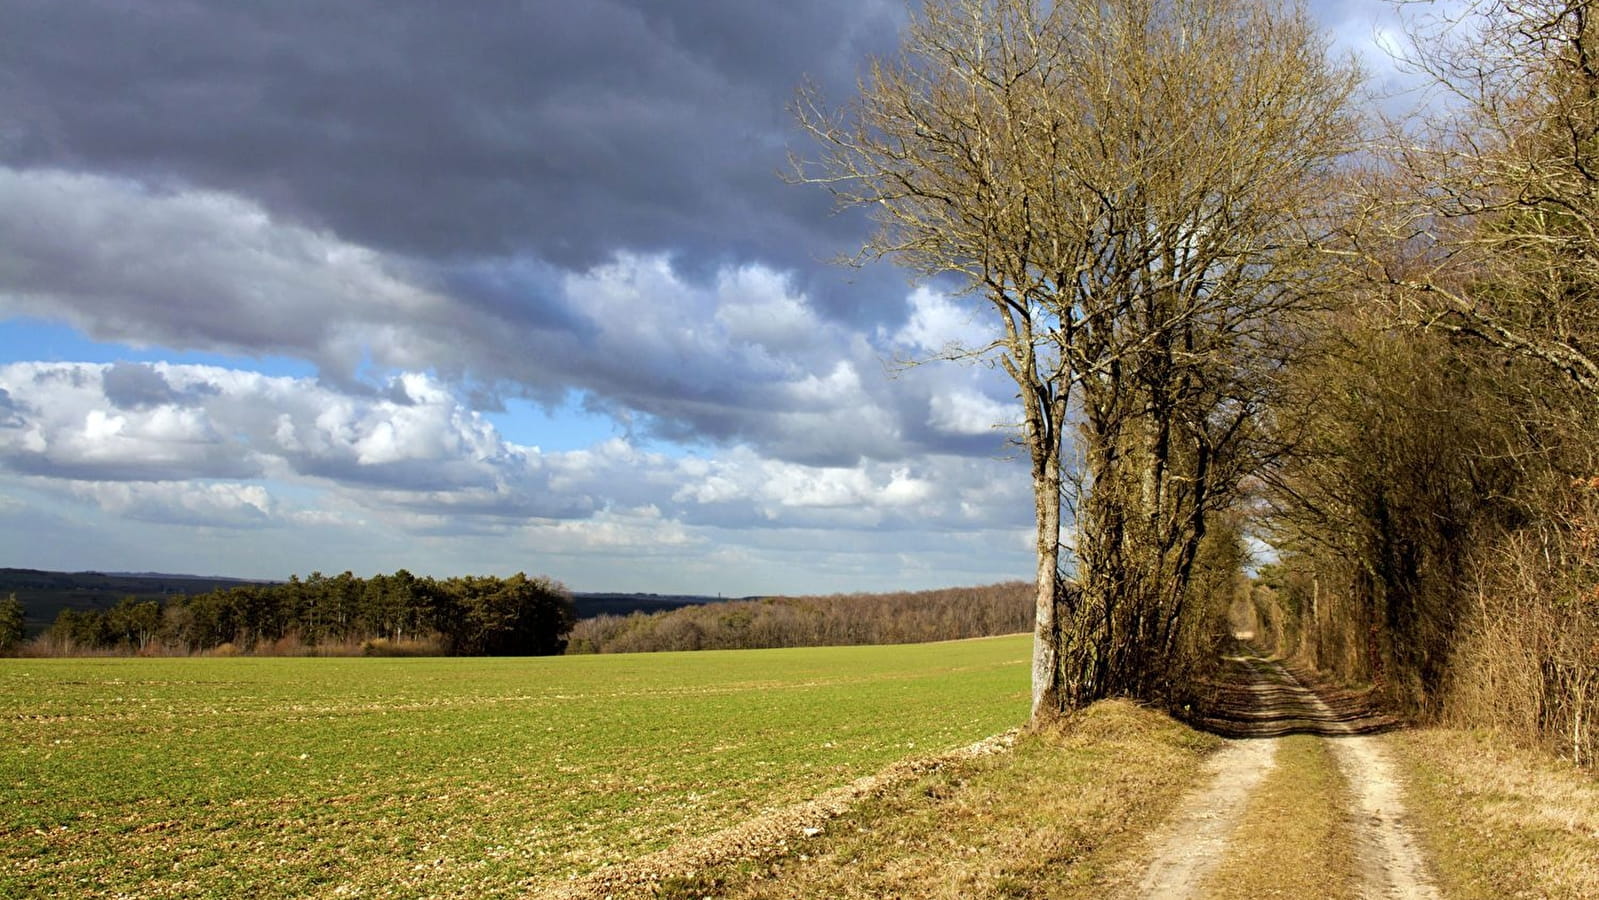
[0,166,1019,467]
[0,0,1031,469]
[0,0,903,317]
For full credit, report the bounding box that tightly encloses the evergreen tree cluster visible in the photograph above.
[46,571,574,656]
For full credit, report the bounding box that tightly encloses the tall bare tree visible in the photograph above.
[796,0,1357,719]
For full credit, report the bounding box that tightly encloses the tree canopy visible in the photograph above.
[797,0,1359,718]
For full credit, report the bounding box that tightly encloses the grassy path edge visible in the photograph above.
[1387,728,1599,900]
[546,729,1023,899]
[560,699,1222,900]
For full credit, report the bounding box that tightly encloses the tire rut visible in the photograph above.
[1191,653,1399,739]
[1132,650,1439,899]
[1133,736,1281,897]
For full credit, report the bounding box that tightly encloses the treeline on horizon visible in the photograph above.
[35,570,574,657]
[566,582,1033,653]
[9,574,1034,658]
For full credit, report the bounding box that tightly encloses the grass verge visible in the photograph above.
[1389,728,1599,900]
[1202,734,1360,899]
[650,698,1222,900]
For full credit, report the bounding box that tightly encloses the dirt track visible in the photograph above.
[1191,652,1399,739]
[1133,651,1439,899]
[1134,735,1280,896]
[542,649,1440,898]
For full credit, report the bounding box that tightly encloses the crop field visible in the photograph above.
[0,635,1029,898]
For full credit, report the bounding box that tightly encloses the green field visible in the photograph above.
[1,635,1030,898]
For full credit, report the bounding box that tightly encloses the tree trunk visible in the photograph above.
[1031,453,1064,721]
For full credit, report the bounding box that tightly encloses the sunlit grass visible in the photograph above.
[657,698,1220,899]
[1392,728,1599,900]
[1203,735,1360,900]
[0,636,1029,898]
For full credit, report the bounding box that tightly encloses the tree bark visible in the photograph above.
[1030,449,1064,720]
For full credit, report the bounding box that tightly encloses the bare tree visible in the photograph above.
[796,0,1358,718]
[1363,0,1599,396]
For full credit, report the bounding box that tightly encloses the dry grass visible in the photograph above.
[653,699,1222,900]
[1446,527,1599,768]
[1390,727,1599,900]
[1202,735,1360,900]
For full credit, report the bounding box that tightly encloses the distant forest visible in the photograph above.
[567,582,1033,653]
[0,568,729,634]
[35,570,574,657]
[1,568,1033,657]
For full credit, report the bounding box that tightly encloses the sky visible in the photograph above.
[0,0,1418,596]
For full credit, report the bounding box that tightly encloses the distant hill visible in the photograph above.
[0,568,735,636]
[0,568,274,634]
[570,592,740,619]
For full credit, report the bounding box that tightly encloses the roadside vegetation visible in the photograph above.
[1220,0,1599,771]
[646,700,1219,900]
[797,0,1357,720]
[791,0,1599,817]
[1255,304,1599,767]
[1390,728,1599,899]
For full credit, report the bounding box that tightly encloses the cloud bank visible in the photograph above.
[0,0,1401,591]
